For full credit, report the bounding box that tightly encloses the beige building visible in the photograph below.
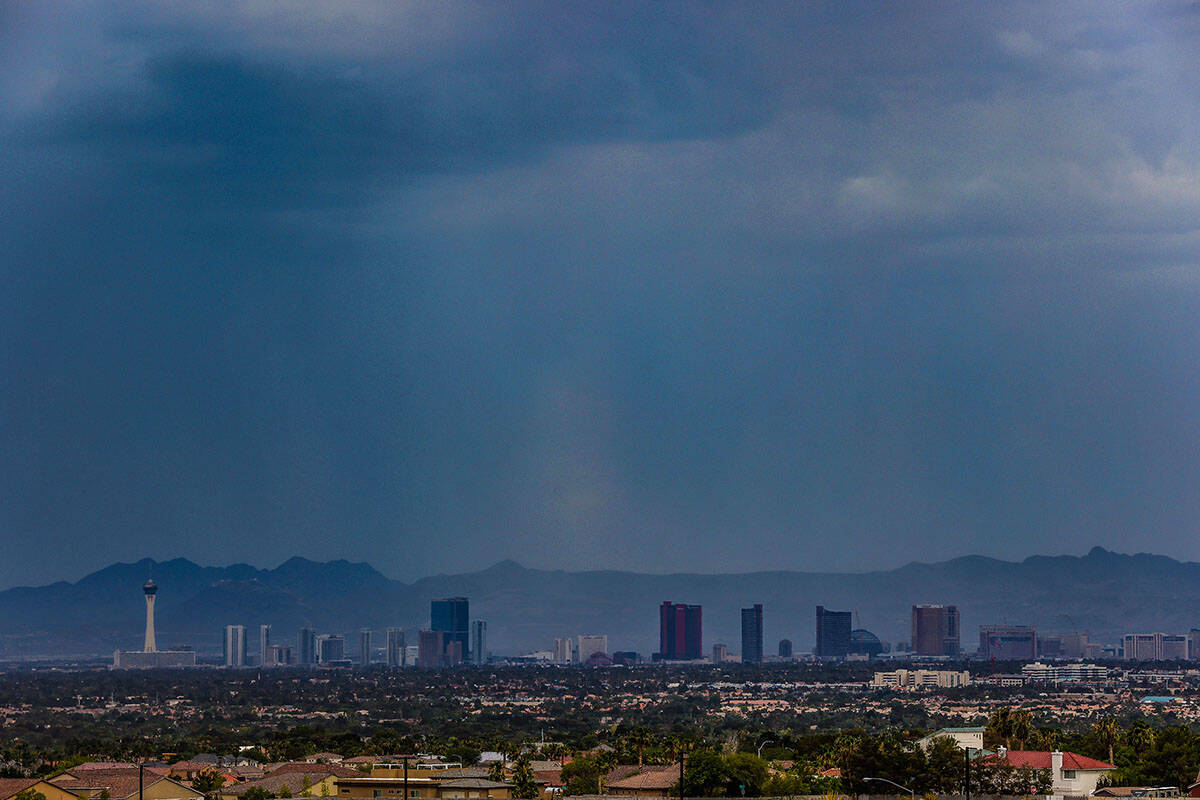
[871,668,970,688]
[220,771,339,800]
[334,775,511,800]
[51,771,202,800]
[0,779,84,800]
[915,727,985,752]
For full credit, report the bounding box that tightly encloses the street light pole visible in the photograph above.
[863,776,916,800]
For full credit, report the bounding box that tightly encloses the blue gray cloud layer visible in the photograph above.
[2,2,1200,587]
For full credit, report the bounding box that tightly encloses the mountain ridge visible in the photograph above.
[1,547,1197,661]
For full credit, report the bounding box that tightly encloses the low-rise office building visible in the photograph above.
[871,668,970,688]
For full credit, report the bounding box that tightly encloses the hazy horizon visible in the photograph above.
[0,543,1181,593]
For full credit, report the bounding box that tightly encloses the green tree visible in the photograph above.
[561,756,599,796]
[279,785,292,799]
[487,761,507,783]
[511,754,538,800]
[594,749,618,794]
[192,769,227,797]
[724,752,768,797]
[682,750,729,797]
[628,728,652,769]
[1127,722,1156,755]
[242,788,273,800]
[987,707,1014,750]
[1010,709,1033,750]
[1093,718,1123,765]
[14,791,47,800]
[300,776,313,798]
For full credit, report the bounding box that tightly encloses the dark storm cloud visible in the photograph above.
[2,2,1200,588]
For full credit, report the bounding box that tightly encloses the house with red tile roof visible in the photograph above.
[605,765,680,798]
[989,748,1115,796]
[0,778,84,800]
[50,770,202,800]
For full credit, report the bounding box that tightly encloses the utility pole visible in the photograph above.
[403,757,408,800]
[964,748,971,800]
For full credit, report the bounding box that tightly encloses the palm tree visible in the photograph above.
[1030,727,1062,752]
[1093,718,1123,765]
[1127,723,1155,755]
[988,707,1014,749]
[627,728,652,769]
[543,743,567,766]
[595,749,619,795]
[1010,710,1033,750]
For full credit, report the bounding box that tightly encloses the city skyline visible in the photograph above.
[16,545,1200,661]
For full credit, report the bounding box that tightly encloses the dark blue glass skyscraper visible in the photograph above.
[431,597,469,662]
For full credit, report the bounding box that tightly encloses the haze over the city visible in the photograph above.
[3,2,1200,591]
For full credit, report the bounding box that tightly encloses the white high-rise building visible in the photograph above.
[553,637,573,664]
[471,620,487,665]
[360,628,372,666]
[386,628,406,667]
[143,579,158,652]
[316,634,344,663]
[224,625,246,667]
[259,624,271,666]
[577,635,608,664]
[1123,633,1188,661]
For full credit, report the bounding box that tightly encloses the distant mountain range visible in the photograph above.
[0,547,1196,660]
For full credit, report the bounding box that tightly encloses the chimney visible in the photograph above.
[997,745,1007,760]
[1052,751,1064,784]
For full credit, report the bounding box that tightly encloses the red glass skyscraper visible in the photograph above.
[659,601,702,660]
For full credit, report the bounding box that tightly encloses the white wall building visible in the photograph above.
[224,624,246,667]
[993,748,1115,795]
[577,635,608,663]
[915,727,984,752]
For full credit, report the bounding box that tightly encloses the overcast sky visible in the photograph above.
[3,2,1200,589]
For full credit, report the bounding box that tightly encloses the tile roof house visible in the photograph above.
[989,748,1115,796]
[605,765,680,798]
[220,771,339,800]
[437,779,512,799]
[51,771,202,800]
[0,778,85,800]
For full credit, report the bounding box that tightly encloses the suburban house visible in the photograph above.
[50,770,203,800]
[604,765,680,798]
[219,771,341,800]
[333,774,514,800]
[990,748,1115,796]
[0,778,84,800]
